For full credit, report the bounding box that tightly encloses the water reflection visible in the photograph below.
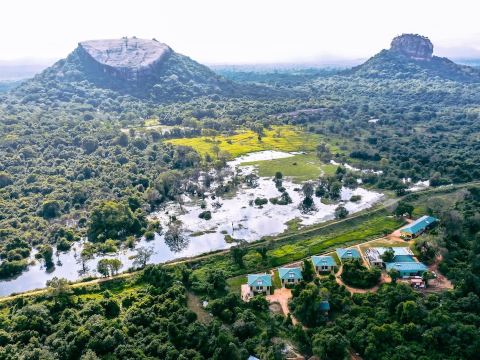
[164,224,190,252]
[0,151,385,296]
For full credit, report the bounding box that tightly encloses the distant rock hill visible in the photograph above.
[348,34,480,82]
[77,38,173,81]
[15,37,249,103]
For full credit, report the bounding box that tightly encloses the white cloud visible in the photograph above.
[2,0,480,63]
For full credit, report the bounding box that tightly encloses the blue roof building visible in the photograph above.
[319,300,331,312]
[312,255,337,273]
[385,261,428,277]
[375,247,413,257]
[336,248,361,261]
[247,273,272,287]
[278,267,303,286]
[247,273,272,296]
[400,216,439,238]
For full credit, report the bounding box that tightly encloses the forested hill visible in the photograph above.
[346,34,480,82]
[8,37,283,106]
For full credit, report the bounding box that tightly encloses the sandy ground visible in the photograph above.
[187,292,212,324]
[266,287,298,325]
[423,255,453,292]
[387,217,414,241]
[241,284,251,301]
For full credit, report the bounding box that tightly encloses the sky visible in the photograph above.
[2,0,480,65]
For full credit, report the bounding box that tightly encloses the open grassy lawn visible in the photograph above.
[243,152,337,182]
[267,214,404,266]
[272,270,282,289]
[187,292,212,324]
[166,125,325,158]
[227,275,246,293]
[75,278,142,301]
[407,186,468,218]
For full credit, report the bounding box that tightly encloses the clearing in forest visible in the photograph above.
[165,125,325,157]
[242,152,337,182]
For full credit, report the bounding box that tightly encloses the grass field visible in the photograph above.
[272,270,282,289]
[267,215,403,266]
[243,152,337,182]
[227,275,246,294]
[166,125,326,158]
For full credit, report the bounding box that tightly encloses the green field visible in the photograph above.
[166,125,326,157]
[272,270,282,289]
[266,214,403,266]
[243,152,337,182]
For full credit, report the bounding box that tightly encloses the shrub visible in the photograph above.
[144,231,155,240]
[199,210,212,220]
[254,197,268,206]
[341,259,380,288]
[350,195,362,202]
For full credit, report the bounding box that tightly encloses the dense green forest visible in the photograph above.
[1,33,480,359]
[3,65,480,278]
[0,187,478,359]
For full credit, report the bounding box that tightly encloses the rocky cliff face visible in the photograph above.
[23,37,255,102]
[347,34,480,82]
[390,34,433,60]
[77,37,172,81]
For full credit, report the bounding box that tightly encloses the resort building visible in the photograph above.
[336,248,361,262]
[365,247,415,268]
[385,261,428,278]
[278,267,303,286]
[400,215,439,239]
[311,255,337,273]
[246,273,272,297]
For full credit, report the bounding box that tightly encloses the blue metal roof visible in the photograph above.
[278,267,303,280]
[312,255,337,267]
[319,300,330,311]
[374,247,413,257]
[385,261,428,272]
[401,216,438,235]
[336,248,361,260]
[247,273,272,287]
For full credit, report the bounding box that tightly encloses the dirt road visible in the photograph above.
[266,287,298,324]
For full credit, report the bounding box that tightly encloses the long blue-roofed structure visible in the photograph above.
[400,215,439,239]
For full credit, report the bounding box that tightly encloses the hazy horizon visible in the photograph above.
[1,0,480,66]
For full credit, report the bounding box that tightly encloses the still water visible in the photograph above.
[0,151,383,296]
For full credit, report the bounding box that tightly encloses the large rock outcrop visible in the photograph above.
[390,34,433,60]
[77,37,172,81]
[23,37,252,102]
[347,33,480,82]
